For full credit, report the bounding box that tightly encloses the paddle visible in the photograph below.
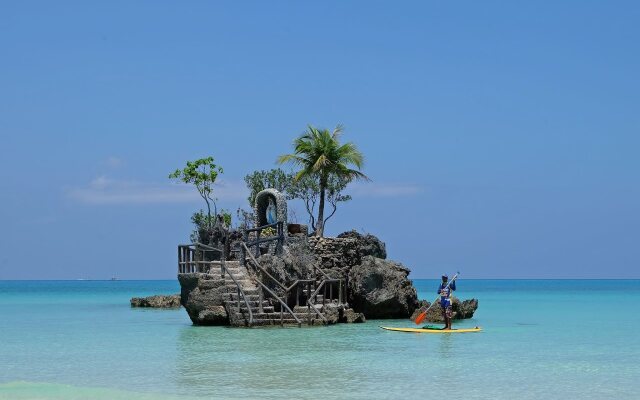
[414,272,460,325]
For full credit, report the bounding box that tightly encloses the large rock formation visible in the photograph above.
[348,256,419,318]
[309,232,418,318]
[308,236,361,275]
[337,230,387,259]
[178,273,229,325]
[130,294,181,308]
[175,229,478,325]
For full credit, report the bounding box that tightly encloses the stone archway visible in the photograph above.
[254,189,287,230]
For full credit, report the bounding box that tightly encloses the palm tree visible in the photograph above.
[278,125,368,237]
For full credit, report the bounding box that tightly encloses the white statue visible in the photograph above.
[266,198,276,225]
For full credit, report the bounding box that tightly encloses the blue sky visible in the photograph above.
[1,1,638,279]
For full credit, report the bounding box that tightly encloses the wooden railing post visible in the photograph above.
[277,221,284,254]
[255,230,261,258]
[323,284,327,306]
[186,247,189,273]
[241,230,248,267]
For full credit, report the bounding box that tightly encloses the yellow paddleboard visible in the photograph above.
[380,326,482,333]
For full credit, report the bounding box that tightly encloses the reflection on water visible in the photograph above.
[437,334,454,359]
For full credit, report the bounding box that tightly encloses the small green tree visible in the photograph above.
[278,125,368,236]
[169,157,223,230]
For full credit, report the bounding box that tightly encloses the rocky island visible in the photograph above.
[174,188,478,327]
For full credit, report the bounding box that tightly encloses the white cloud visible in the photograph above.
[67,176,247,205]
[349,182,423,198]
[67,176,419,205]
[105,156,124,168]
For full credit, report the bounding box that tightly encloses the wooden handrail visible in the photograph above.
[244,236,281,247]
[242,243,288,290]
[285,279,314,293]
[253,278,301,327]
[241,242,301,326]
[244,222,281,233]
[221,262,254,327]
[178,243,223,252]
[306,280,329,323]
[314,265,331,280]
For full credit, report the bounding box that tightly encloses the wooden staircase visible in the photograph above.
[178,241,345,328]
[222,261,326,327]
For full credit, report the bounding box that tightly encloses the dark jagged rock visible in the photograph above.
[410,297,479,323]
[347,256,419,319]
[130,294,181,308]
[340,308,366,323]
[256,242,316,300]
[337,230,387,259]
[458,298,478,319]
[178,273,229,325]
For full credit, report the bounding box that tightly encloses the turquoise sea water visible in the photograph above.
[1,279,639,399]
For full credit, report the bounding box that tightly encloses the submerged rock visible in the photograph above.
[347,256,419,319]
[130,294,181,308]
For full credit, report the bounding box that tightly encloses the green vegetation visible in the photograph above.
[173,125,368,241]
[287,174,351,234]
[243,167,353,234]
[244,168,293,205]
[278,125,368,237]
[169,157,223,230]
[190,209,232,244]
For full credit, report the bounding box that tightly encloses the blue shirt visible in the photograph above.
[437,281,456,307]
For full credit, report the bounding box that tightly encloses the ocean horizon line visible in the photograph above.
[2,278,639,281]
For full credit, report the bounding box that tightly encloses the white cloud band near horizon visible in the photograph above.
[67,176,423,205]
[67,176,248,205]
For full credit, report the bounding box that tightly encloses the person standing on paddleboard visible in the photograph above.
[438,274,456,330]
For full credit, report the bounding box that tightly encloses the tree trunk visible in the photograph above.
[316,177,326,237]
[205,198,212,231]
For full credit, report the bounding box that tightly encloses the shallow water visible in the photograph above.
[1,280,638,399]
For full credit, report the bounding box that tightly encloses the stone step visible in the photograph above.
[225,277,250,282]
[228,293,260,300]
[225,300,271,308]
[223,269,247,275]
[238,306,275,313]
[251,319,304,326]
[293,305,323,313]
[223,285,258,293]
[247,312,290,319]
[222,279,251,285]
